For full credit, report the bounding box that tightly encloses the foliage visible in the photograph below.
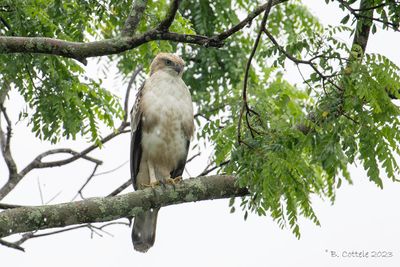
[1,0,400,237]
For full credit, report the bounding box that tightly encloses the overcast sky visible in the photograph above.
[1,1,400,267]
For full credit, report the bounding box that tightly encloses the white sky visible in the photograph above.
[1,1,400,266]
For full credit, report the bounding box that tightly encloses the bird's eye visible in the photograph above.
[165,59,172,65]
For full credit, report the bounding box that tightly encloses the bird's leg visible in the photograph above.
[148,161,157,185]
[141,161,160,188]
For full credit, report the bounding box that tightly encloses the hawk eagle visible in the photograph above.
[130,53,194,252]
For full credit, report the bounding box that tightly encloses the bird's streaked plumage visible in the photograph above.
[130,53,194,252]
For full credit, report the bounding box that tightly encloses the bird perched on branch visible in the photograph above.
[130,53,194,252]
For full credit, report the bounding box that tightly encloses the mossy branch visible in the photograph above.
[0,175,248,238]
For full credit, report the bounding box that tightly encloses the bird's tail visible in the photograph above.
[131,208,160,253]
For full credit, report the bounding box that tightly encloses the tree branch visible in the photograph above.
[350,0,374,52]
[0,1,291,62]
[0,203,26,210]
[157,0,181,32]
[198,160,230,177]
[0,175,248,239]
[0,238,25,251]
[121,0,148,37]
[0,128,128,200]
[0,31,223,63]
[107,179,132,197]
[213,0,287,42]
[0,104,18,176]
[337,0,399,31]
[294,0,374,134]
[263,29,343,92]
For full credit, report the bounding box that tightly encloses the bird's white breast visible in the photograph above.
[140,70,194,171]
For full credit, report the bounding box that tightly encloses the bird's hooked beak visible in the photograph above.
[174,65,183,74]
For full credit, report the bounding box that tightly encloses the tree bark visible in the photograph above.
[0,175,248,238]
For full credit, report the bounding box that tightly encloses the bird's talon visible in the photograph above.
[165,176,182,185]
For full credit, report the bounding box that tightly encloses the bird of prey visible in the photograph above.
[130,53,194,252]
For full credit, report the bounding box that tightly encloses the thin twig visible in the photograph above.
[107,179,132,197]
[337,0,399,31]
[11,222,130,249]
[214,0,288,42]
[198,160,230,177]
[71,163,101,201]
[37,177,44,205]
[186,152,201,164]
[93,160,129,177]
[0,104,18,175]
[238,1,273,144]
[264,29,343,92]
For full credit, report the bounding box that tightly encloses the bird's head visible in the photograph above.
[150,53,185,77]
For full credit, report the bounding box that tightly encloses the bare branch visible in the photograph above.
[157,0,181,32]
[186,152,201,164]
[121,0,148,37]
[214,0,287,42]
[0,31,223,63]
[0,175,248,239]
[0,128,129,200]
[94,161,129,178]
[0,104,18,176]
[71,163,101,201]
[1,221,130,251]
[264,29,343,93]
[0,1,292,62]
[198,160,230,177]
[21,148,102,173]
[107,179,132,197]
[0,238,25,252]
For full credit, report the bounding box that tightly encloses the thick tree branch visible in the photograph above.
[350,0,373,53]
[0,238,24,251]
[107,152,202,197]
[0,203,26,210]
[0,31,223,63]
[121,0,148,37]
[0,1,290,62]
[0,175,248,239]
